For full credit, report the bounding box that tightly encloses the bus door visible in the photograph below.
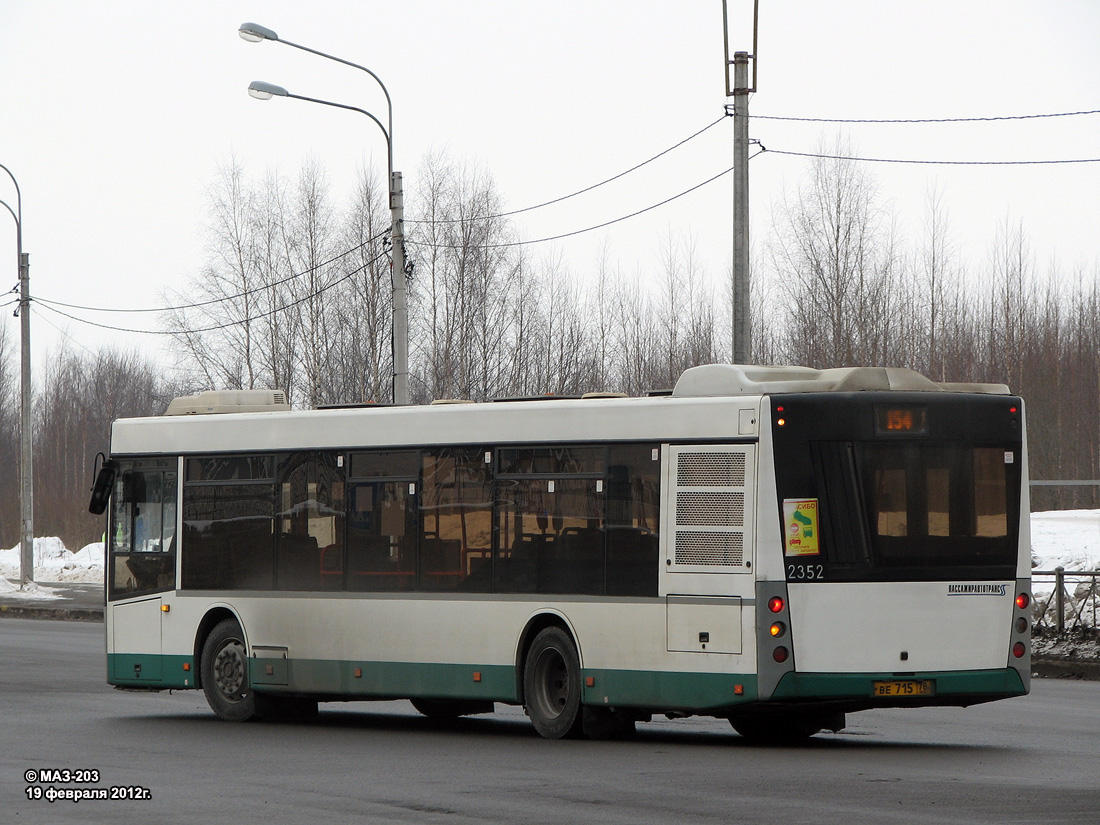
[106,459,177,684]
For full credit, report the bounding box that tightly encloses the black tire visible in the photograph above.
[411,698,494,719]
[201,619,256,722]
[523,626,584,739]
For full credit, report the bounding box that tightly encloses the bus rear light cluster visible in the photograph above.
[1011,589,1030,661]
[761,588,794,670]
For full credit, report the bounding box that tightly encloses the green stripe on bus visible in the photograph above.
[267,659,519,702]
[108,652,761,711]
[108,653,195,689]
[582,668,758,710]
[770,668,1026,700]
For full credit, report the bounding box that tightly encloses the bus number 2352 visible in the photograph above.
[787,564,825,581]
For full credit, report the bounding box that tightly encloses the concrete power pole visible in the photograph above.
[731,50,750,365]
[19,250,33,585]
[390,171,410,406]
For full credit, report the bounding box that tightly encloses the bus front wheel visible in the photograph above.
[523,626,584,739]
[201,619,256,722]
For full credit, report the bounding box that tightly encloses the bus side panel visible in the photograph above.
[156,593,760,711]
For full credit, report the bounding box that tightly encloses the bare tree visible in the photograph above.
[408,152,523,401]
[0,323,18,547]
[34,346,165,549]
[768,137,896,368]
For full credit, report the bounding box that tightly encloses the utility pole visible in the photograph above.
[723,0,757,366]
[19,250,32,585]
[390,171,409,405]
[730,51,750,365]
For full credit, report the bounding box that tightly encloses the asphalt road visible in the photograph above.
[2,619,1098,824]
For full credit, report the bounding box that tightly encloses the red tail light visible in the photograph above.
[1015,593,1030,610]
[773,646,789,663]
[768,597,785,614]
[1012,642,1026,659]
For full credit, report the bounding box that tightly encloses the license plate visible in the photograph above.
[872,679,935,698]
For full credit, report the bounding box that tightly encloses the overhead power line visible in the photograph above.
[763,147,1100,166]
[743,108,1100,124]
[31,117,731,315]
[406,115,729,227]
[408,152,765,252]
[33,228,390,315]
[33,249,388,337]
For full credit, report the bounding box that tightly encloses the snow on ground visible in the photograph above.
[0,511,1096,600]
[1030,509,1100,571]
[0,538,103,599]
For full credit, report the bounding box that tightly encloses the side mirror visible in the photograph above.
[88,460,119,515]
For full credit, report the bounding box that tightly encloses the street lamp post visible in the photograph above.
[239,24,409,406]
[1,163,33,586]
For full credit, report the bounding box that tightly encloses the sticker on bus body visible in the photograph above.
[783,498,820,557]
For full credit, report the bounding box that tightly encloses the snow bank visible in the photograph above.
[1030,509,1100,571]
[0,538,104,598]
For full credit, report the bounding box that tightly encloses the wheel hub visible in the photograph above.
[213,641,246,700]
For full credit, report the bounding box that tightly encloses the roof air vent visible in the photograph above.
[164,389,291,416]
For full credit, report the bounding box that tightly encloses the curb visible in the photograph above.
[0,604,104,622]
[1032,657,1100,681]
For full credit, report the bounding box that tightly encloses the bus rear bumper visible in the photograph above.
[767,667,1027,712]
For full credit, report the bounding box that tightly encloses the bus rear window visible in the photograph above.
[860,443,1016,569]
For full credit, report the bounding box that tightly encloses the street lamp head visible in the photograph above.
[248,81,290,101]
[238,22,279,43]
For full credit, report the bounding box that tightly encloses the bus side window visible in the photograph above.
[109,467,177,599]
[606,444,660,597]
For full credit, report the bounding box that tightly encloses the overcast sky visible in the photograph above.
[1,1,1098,368]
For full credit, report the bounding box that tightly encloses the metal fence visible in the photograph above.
[1032,568,1100,631]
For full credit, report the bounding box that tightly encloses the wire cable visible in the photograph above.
[33,249,388,337]
[406,115,729,226]
[742,108,1100,124]
[33,228,390,315]
[29,306,98,357]
[764,147,1100,166]
[407,156,762,251]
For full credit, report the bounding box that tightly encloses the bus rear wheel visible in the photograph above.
[201,619,256,722]
[523,626,584,739]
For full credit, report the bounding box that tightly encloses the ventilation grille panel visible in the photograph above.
[676,491,744,527]
[676,452,746,487]
[667,446,754,573]
[674,532,744,566]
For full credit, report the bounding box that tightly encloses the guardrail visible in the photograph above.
[1032,568,1100,632]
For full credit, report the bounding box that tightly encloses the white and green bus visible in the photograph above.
[94,364,1032,740]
